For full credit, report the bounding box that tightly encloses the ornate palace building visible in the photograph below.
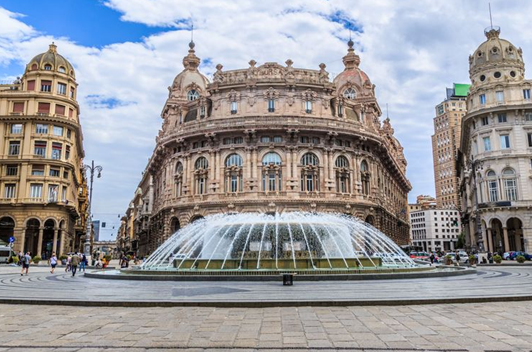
[0,44,88,258]
[459,27,532,253]
[127,39,411,256]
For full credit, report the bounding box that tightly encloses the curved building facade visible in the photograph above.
[128,41,411,256]
[459,27,532,253]
[0,44,87,257]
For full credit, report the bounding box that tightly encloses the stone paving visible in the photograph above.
[0,302,532,351]
[0,266,531,305]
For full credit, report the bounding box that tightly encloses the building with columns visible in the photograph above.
[432,84,468,209]
[128,39,411,256]
[459,27,532,253]
[0,44,88,258]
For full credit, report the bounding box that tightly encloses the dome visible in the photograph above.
[469,27,524,76]
[140,212,416,271]
[333,40,373,96]
[26,43,75,78]
[170,41,209,95]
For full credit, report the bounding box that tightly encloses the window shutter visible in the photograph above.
[27,80,35,91]
[55,105,65,115]
[13,102,24,113]
[38,103,50,113]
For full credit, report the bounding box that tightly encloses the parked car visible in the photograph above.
[409,251,430,261]
[445,252,468,264]
[503,251,514,260]
[509,251,532,260]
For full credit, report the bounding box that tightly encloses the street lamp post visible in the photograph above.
[83,160,102,256]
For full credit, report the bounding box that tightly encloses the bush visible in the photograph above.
[59,255,68,261]
[516,255,526,264]
[445,255,453,265]
[11,256,19,264]
[493,254,502,264]
[104,254,112,262]
[469,255,477,264]
[32,256,42,264]
[126,254,132,261]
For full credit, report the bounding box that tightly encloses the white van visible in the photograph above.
[0,246,12,264]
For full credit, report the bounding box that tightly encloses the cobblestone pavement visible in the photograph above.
[0,266,532,305]
[0,301,532,352]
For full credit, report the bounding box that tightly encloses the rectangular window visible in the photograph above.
[55,105,65,116]
[10,124,22,134]
[31,165,44,176]
[36,124,48,134]
[496,91,504,103]
[49,168,60,177]
[34,141,47,157]
[500,135,510,149]
[338,103,343,117]
[230,101,237,114]
[13,102,24,113]
[27,80,35,91]
[305,101,312,113]
[233,137,243,144]
[223,138,232,145]
[37,103,50,114]
[63,171,69,179]
[4,184,16,198]
[62,186,67,202]
[8,141,20,156]
[273,136,282,143]
[504,179,517,201]
[268,99,275,112]
[497,113,507,123]
[51,142,62,160]
[41,80,52,92]
[261,136,270,143]
[481,116,489,126]
[526,113,532,122]
[30,184,43,199]
[65,145,71,160]
[67,129,72,139]
[483,137,491,151]
[528,133,532,147]
[57,83,67,95]
[480,94,486,105]
[6,165,18,176]
[70,87,75,98]
[488,180,498,202]
[68,108,74,118]
[524,89,531,100]
[53,126,63,136]
[48,184,58,202]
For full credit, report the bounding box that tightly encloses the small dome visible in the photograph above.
[26,43,75,78]
[333,40,372,96]
[170,42,210,96]
[469,27,524,75]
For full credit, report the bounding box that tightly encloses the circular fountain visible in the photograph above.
[139,212,419,274]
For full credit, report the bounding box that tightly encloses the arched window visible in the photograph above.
[486,170,498,202]
[502,168,517,201]
[343,87,356,99]
[44,64,52,71]
[58,66,66,73]
[194,157,208,195]
[335,156,350,193]
[301,153,319,192]
[187,90,199,101]
[175,162,184,197]
[360,160,370,195]
[31,64,38,71]
[225,154,243,193]
[262,153,282,192]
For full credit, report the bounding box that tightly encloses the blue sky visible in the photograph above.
[1,0,532,240]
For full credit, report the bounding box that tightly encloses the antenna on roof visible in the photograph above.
[191,22,194,43]
[489,2,493,29]
[386,103,389,118]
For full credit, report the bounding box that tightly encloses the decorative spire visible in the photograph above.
[49,42,57,53]
[342,38,360,70]
[183,26,200,70]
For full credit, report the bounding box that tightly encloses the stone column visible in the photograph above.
[329,150,334,181]
[59,231,65,256]
[18,228,26,253]
[285,149,291,178]
[52,229,58,253]
[245,148,252,179]
[37,227,44,257]
[487,228,494,253]
[252,149,258,179]
[503,227,510,252]
[292,149,298,181]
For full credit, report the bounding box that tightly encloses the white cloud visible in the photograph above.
[2,0,532,223]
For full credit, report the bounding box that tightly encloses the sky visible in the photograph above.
[1,0,532,240]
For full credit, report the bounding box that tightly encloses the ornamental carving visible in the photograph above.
[303,89,318,101]
[227,89,241,102]
[263,87,280,100]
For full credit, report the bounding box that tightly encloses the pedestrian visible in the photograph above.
[65,254,72,272]
[429,252,435,265]
[455,251,461,265]
[71,251,80,277]
[50,252,58,274]
[20,252,31,276]
[80,253,87,272]
[17,251,23,266]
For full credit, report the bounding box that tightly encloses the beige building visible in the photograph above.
[129,39,412,256]
[0,43,88,258]
[432,84,468,209]
[459,27,532,253]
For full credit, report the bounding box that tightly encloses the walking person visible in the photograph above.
[20,252,31,276]
[50,252,58,274]
[71,252,80,277]
[65,254,72,272]
[80,253,87,273]
[17,251,23,266]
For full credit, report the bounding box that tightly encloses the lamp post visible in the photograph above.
[83,160,103,256]
[469,157,484,252]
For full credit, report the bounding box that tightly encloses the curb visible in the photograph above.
[0,294,531,308]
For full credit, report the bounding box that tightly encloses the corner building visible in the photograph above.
[134,40,411,255]
[0,44,87,257]
[459,27,532,253]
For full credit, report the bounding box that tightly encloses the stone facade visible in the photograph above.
[432,85,468,209]
[129,40,411,256]
[0,44,88,258]
[459,27,532,253]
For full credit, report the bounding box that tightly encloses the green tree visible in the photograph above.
[456,232,466,249]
